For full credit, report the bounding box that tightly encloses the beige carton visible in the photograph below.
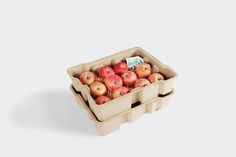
[71,85,174,136]
[67,47,177,121]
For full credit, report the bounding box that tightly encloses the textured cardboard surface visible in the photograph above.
[71,85,174,136]
[67,47,177,121]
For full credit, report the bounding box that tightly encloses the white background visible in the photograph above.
[0,0,236,156]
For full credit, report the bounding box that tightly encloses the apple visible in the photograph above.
[95,96,111,105]
[111,87,129,99]
[148,73,164,83]
[121,71,137,86]
[98,66,115,78]
[77,71,96,85]
[104,74,123,91]
[135,63,152,78]
[89,81,107,97]
[134,78,150,88]
[114,62,128,75]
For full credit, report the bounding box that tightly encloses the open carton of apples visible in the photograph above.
[68,47,177,122]
[77,61,164,104]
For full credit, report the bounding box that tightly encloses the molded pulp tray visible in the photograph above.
[71,85,174,136]
[67,47,177,121]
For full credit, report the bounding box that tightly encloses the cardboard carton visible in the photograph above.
[68,47,177,121]
[71,85,174,135]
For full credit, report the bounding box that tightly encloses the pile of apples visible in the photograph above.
[77,60,164,105]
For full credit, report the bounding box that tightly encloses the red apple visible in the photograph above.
[114,62,128,75]
[111,87,129,99]
[104,74,123,91]
[89,81,107,97]
[134,78,150,88]
[135,63,152,78]
[95,96,111,105]
[121,71,137,86]
[78,71,96,85]
[148,73,164,83]
[98,66,115,78]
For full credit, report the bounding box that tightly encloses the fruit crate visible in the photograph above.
[67,47,177,121]
[71,85,174,135]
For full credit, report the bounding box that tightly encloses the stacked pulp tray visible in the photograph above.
[68,47,177,135]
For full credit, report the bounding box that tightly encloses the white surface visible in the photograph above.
[0,0,236,156]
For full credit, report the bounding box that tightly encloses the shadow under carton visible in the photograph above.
[71,85,174,136]
[67,47,177,121]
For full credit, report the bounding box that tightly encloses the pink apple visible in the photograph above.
[78,71,96,85]
[121,71,137,86]
[135,63,152,78]
[111,86,129,99]
[148,73,164,83]
[95,96,111,105]
[134,78,150,88]
[89,81,107,97]
[104,74,123,91]
[114,62,128,75]
[98,66,115,78]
